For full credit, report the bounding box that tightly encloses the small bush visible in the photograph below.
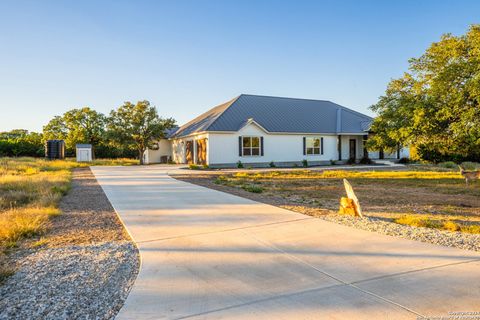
[359,157,373,165]
[242,184,263,193]
[302,159,308,167]
[237,161,244,168]
[188,164,200,170]
[443,221,460,232]
[460,162,479,170]
[398,157,410,164]
[438,161,456,169]
[202,164,209,169]
[330,159,336,165]
[346,158,356,165]
[269,161,276,168]
[214,175,228,184]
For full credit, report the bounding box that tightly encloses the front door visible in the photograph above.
[196,139,207,165]
[185,141,194,164]
[349,139,356,160]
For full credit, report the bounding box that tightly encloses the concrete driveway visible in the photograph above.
[91,165,480,320]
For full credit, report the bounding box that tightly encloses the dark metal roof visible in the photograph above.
[172,94,373,138]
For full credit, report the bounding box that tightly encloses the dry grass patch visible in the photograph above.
[0,157,137,282]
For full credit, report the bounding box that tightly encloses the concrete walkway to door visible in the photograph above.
[91,165,480,320]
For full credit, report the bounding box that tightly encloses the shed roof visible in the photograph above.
[171,94,372,138]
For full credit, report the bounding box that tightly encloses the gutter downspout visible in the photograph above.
[336,108,342,161]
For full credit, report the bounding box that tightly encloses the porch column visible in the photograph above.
[193,139,197,164]
[337,135,342,161]
[363,135,369,159]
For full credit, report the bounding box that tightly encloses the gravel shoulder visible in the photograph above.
[0,167,139,320]
[173,173,480,252]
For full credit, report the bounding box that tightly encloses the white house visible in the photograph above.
[144,94,409,167]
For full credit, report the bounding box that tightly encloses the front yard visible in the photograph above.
[0,157,139,319]
[0,157,138,283]
[173,165,480,235]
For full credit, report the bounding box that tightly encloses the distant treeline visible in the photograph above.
[0,129,137,158]
[0,130,44,157]
[2,100,175,163]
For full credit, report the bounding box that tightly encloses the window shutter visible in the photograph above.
[238,136,242,156]
[321,137,324,155]
[303,137,306,155]
[260,137,264,156]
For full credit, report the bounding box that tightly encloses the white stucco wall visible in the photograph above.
[168,124,410,166]
[208,123,341,166]
[143,139,173,164]
[368,148,410,160]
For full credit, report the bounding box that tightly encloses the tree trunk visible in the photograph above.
[139,148,145,165]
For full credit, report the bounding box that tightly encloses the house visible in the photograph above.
[144,94,409,167]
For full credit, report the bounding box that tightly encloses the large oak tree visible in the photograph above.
[368,25,480,162]
[108,101,175,164]
[43,107,106,156]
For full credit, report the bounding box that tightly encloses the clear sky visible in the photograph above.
[1,0,479,132]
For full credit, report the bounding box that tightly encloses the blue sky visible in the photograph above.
[0,0,479,132]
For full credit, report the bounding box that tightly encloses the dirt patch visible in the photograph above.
[173,170,480,224]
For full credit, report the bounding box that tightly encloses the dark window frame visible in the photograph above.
[305,137,324,155]
[242,136,261,157]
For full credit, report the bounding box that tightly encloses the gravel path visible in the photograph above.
[174,174,480,252]
[0,167,139,320]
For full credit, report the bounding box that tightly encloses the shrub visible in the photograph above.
[346,158,356,165]
[460,162,479,170]
[330,159,336,165]
[438,161,456,169]
[398,157,410,164]
[443,221,460,232]
[302,159,308,167]
[269,161,276,168]
[188,164,200,170]
[237,161,244,168]
[241,184,263,193]
[359,157,373,164]
[214,175,227,184]
[202,164,209,169]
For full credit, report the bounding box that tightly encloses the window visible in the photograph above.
[242,136,261,156]
[305,137,323,155]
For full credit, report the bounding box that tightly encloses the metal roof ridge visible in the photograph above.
[203,95,242,132]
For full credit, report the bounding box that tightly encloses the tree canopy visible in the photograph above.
[43,107,106,152]
[368,25,480,162]
[108,101,176,164]
[0,129,44,157]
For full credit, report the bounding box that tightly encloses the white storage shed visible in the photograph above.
[76,144,93,162]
